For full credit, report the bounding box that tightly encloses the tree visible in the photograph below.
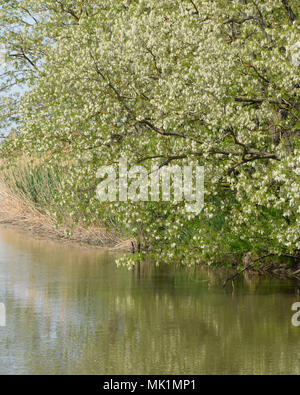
[1,0,299,267]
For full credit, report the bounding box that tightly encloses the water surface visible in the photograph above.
[0,227,299,374]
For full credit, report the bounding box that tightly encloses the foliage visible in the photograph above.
[0,0,299,267]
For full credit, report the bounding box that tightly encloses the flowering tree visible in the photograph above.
[1,0,299,267]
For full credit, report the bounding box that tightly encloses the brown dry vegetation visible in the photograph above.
[0,154,133,251]
[0,181,131,251]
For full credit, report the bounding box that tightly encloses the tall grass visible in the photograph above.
[0,158,63,216]
[0,157,126,247]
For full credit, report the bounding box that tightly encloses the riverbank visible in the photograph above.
[227,257,300,284]
[0,182,132,251]
[0,180,299,281]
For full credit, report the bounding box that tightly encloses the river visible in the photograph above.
[0,226,299,374]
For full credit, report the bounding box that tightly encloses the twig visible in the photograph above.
[222,254,274,288]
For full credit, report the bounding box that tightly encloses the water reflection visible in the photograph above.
[0,227,299,374]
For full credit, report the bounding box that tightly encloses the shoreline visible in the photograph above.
[0,182,132,252]
[0,221,132,252]
[1,219,299,281]
[0,183,299,280]
[229,260,300,283]
[1,215,299,282]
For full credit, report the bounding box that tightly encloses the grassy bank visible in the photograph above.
[0,157,129,250]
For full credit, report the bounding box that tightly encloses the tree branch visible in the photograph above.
[223,254,274,288]
[281,0,297,22]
